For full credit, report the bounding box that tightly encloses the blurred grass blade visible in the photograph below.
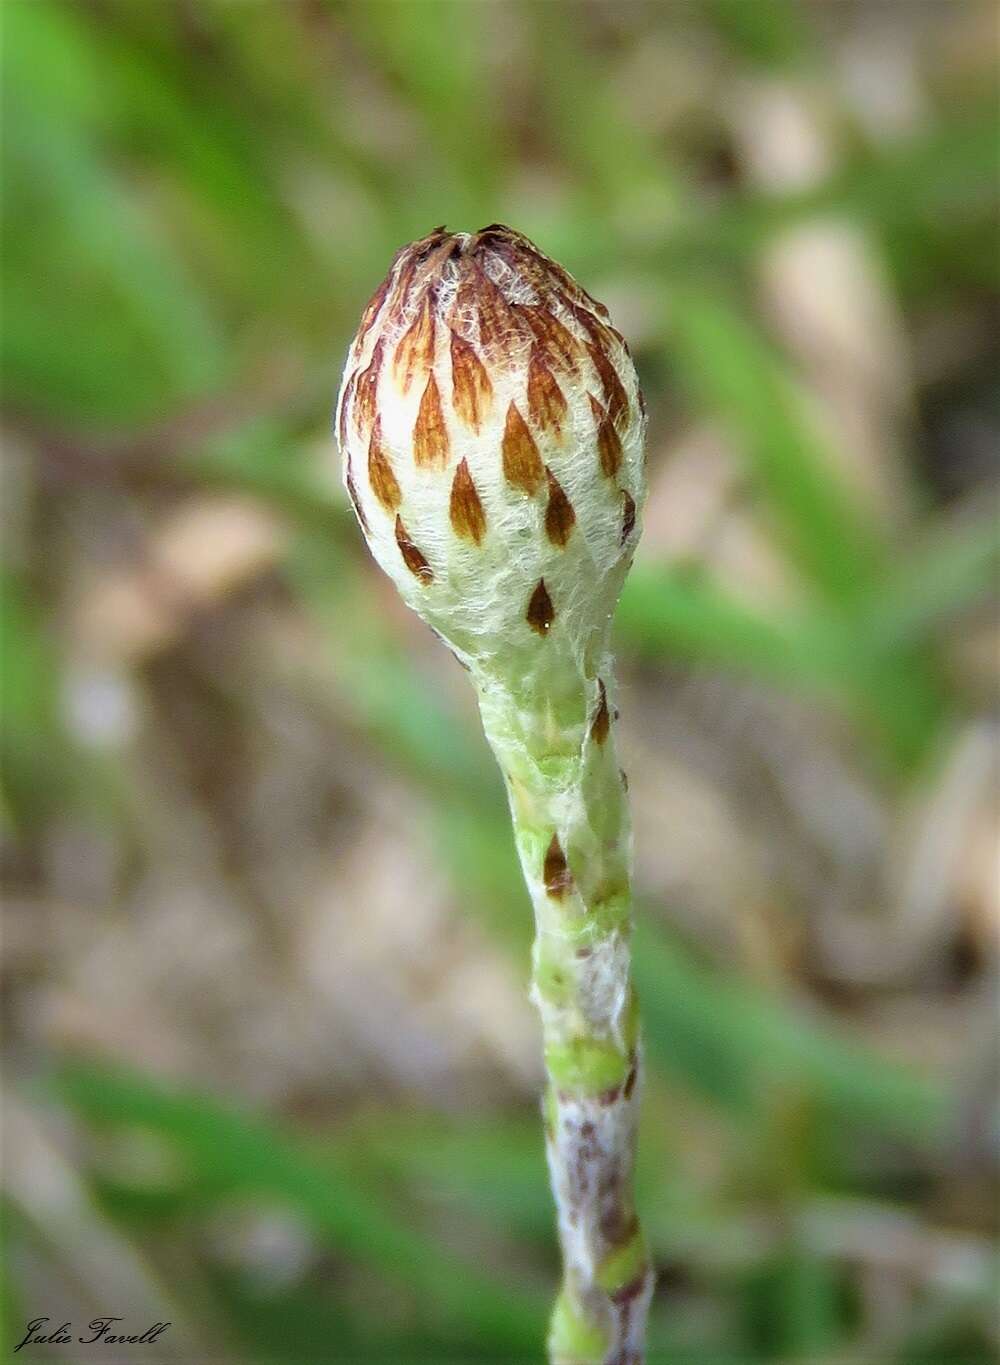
[617,564,947,773]
[618,565,850,689]
[708,0,813,68]
[857,509,1000,651]
[1,2,224,421]
[339,0,503,223]
[667,288,883,603]
[634,923,945,1141]
[667,103,998,272]
[44,1061,545,1351]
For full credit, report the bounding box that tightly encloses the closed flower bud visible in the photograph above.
[336,224,646,678]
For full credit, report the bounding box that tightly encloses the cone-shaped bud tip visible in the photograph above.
[336,224,646,673]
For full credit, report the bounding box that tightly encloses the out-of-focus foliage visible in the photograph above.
[2,2,997,1362]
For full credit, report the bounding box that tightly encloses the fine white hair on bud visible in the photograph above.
[336,224,646,678]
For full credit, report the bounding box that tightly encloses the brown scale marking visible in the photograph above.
[620,489,637,545]
[481,234,547,290]
[352,275,390,356]
[394,516,433,583]
[449,331,492,431]
[591,679,610,744]
[623,1062,637,1101]
[417,236,462,284]
[392,292,436,394]
[600,1195,636,1248]
[568,299,616,352]
[587,342,630,430]
[449,458,487,545]
[610,1273,649,1309]
[520,304,583,372]
[538,254,607,318]
[543,832,572,898]
[353,338,385,440]
[589,393,623,478]
[620,769,629,792]
[472,222,511,240]
[502,403,543,495]
[337,369,357,449]
[598,1083,621,1106]
[528,347,569,437]
[413,372,449,469]
[367,419,401,512]
[466,260,523,352]
[492,231,600,314]
[544,467,575,547]
[483,234,584,313]
[345,467,369,534]
[387,245,422,315]
[526,577,555,635]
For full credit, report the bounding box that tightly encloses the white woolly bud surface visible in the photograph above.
[336,224,646,685]
[336,225,653,1364]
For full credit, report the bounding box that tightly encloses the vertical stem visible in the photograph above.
[475,654,654,1365]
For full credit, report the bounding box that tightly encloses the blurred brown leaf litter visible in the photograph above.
[2,1,998,1361]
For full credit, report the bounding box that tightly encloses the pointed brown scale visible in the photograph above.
[588,394,623,478]
[567,299,616,353]
[620,490,637,545]
[587,342,629,430]
[345,466,370,534]
[337,368,357,449]
[387,247,421,321]
[543,832,573,899]
[468,260,521,353]
[394,515,433,583]
[590,679,610,744]
[502,402,544,495]
[450,331,492,431]
[413,372,449,469]
[353,338,385,440]
[623,1060,638,1100]
[526,578,555,635]
[521,304,582,372]
[481,234,548,296]
[352,276,390,358]
[393,291,436,394]
[449,458,487,545]
[367,418,401,512]
[491,229,599,314]
[610,1273,649,1309]
[417,235,462,283]
[528,348,568,438]
[544,467,576,547]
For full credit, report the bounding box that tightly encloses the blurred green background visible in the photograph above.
[2,2,998,1362]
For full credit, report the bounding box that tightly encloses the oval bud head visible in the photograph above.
[336,225,646,686]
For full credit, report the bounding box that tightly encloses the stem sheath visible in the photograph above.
[475,651,653,1365]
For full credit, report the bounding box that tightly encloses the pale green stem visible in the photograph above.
[473,641,654,1365]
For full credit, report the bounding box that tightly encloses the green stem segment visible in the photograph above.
[475,647,653,1365]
